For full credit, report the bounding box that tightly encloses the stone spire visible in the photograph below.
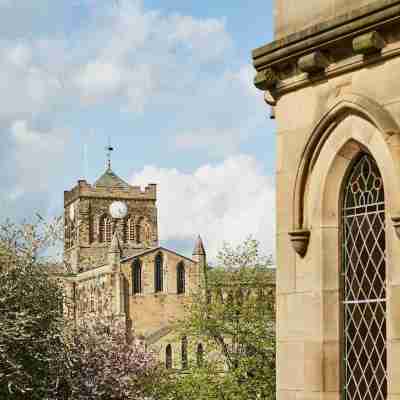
[108,231,121,269]
[192,235,206,256]
[110,230,121,252]
[192,235,207,285]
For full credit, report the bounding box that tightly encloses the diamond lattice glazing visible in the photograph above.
[342,154,387,400]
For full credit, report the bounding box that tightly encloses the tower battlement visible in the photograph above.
[64,180,157,206]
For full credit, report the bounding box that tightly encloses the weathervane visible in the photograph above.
[105,137,114,170]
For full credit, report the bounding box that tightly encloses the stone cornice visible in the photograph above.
[252,0,400,70]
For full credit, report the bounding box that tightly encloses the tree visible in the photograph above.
[0,217,165,400]
[162,238,276,400]
[0,217,67,399]
[64,316,163,400]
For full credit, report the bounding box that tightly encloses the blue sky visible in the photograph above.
[0,0,276,259]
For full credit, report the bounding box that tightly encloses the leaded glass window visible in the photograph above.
[342,154,387,400]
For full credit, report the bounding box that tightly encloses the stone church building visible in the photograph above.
[253,0,400,399]
[63,163,206,366]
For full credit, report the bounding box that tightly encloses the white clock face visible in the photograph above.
[69,204,75,221]
[109,201,128,219]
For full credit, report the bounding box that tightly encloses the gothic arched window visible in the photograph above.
[181,336,188,369]
[132,259,142,294]
[177,262,185,294]
[99,215,112,243]
[155,253,163,293]
[342,154,386,400]
[197,343,204,367]
[166,344,172,369]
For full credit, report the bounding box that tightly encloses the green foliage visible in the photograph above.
[161,238,276,400]
[63,316,163,400]
[0,217,67,399]
[0,217,162,400]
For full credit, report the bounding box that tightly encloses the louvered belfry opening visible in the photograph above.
[342,154,387,400]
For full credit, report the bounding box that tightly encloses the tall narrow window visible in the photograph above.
[342,154,386,400]
[177,262,185,294]
[197,343,204,367]
[155,253,163,292]
[132,259,142,294]
[99,215,112,243]
[181,336,188,369]
[166,344,172,369]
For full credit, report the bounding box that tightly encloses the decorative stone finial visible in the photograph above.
[192,235,206,256]
[288,229,311,258]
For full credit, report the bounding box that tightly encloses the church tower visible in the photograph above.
[64,165,158,273]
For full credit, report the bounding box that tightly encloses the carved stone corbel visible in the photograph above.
[254,67,278,91]
[298,51,329,74]
[288,229,310,258]
[392,216,400,239]
[353,31,385,55]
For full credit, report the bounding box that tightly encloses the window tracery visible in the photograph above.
[99,214,112,243]
[342,154,387,400]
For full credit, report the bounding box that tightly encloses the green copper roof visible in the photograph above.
[94,168,131,190]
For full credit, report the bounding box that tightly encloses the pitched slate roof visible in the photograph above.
[94,167,131,190]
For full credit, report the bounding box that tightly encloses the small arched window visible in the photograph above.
[177,262,185,294]
[197,343,204,367]
[132,259,142,294]
[99,215,112,243]
[155,253,163,292]
[181,336,188,369]
[166,344,172,369]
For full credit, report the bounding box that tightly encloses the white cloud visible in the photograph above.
[11,120,70,193]
[130,155,275,260]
